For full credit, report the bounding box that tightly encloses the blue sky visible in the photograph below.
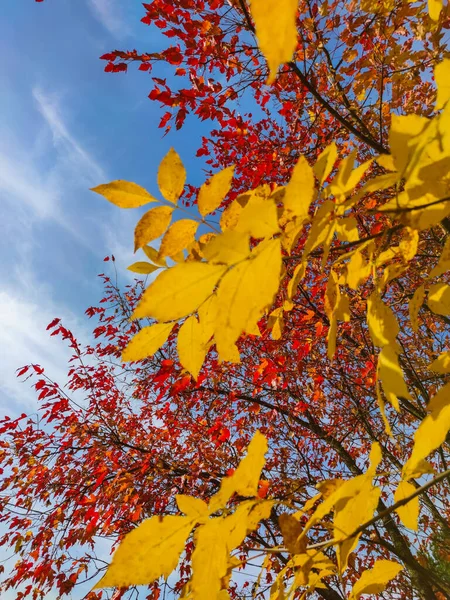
[0,0,215,415]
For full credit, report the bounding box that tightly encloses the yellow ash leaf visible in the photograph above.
[235,196,279,238]
[389,114,429,174]
[329,152,373,200]
[399,227,419,262]
[127,262,160,275]
[279,513,306,555]
[313,142,338,185]
[220,193,250,230]
[428,351,450,374]
[134,206,174,251]
[94,515,193,588]
[378,345,411,412]
[349,560,403,599]
[376,154,397,172]
[409,284,425,333]
[91,180,156,209]
[394,481,419,530]
[367,292,399,347]
[283,155,315,219]
[209,431,268,513]
[287,262,306,299]
[177,316,208,379]
[122,323,173,362]
[248,0,298,84]
[336,217,359,242]
[197,294,218,345]
[430,1,443,24]
[376,382,393,437]
[268,307,284,340]
[346,250,371,290]
[225,500,273,551]
[176,495,209,522]
[214,240,281,362]
[191,518,229,600]
[316,479,344,499]
[403,382,450,479]
[428,283,450,316]
[158,148,186,204]
[203,230,250,265]
[429,237,450,278]
[132,262,226,322]
[158,219,198,260]
[197,165,235,216]
[143,245,167,267]
[281,216,307,254]
[335,484,380,574]
[303,199,335,257]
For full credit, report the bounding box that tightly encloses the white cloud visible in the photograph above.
[87,0,131,38]
[0,277,88,413]
[32,87,107,186]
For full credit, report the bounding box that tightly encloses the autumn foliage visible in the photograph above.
[2,1,450,599]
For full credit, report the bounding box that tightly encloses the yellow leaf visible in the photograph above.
[403,382,450,479]
[303,199,335,257]
[176,495,209,522]
[283,155,315,219]
[91,180,156,209]
[191,518,228,600]
[346,250,371,290]
[394,481,419,530]
[313,142,338,185]
[268,307,284,340]
[409,284,425,333]
[143,245,167,267]
[429,0,443,24]
[334,484,380,573]
[225,500,273,551]
[349,560,403,599]
[328,152,373,200]
[428,351,450,373]
[209,431,268,513]
[389,114,429,174]
[134,206,174,251]
[122,323,173,362]
[214,240,281,361]
[197,294,219,345]
[127,262,160,275]
[429,237,450,278]
[202,230,250,265]
[377,345,411,412]
[220,194,250,230]
[376,382,393,437]
[287,262,306,299]
[197,165,235,216]
[235,196,279,238]
[399,227,419,262]
[158,148,186,204]
[428,283,450,316]
[336,217,359,242]
[177,316,208,379]
[248,0,298,84]
[132,263,226,322]
[367,292,399,347]
[279,514,306,555]
[94,515,193,588]
[158,219,198,260]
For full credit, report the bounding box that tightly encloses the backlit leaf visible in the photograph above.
[190,518,228,600]
[158,219,198,259]
[235,195,279,238]
[176,495,209,522]
[349,560,403,599]
[378,345,411,412]
[409,284,425,333]
[197,166,235,216]
[427,283,450,316]
[429,237,450,278]
[94,516,193,588]
[248,0,298,84]
[122,322,174,362]
[394,481,419,530]
[177,316,208,379]
[91,180,156,208]
[367,292,399,347]
[132,262,226,321]
[428,351,450,374]
[127,262,160,275]
[134,206,174,251]
[158,148,186,204]
[283,155,315,219]
[313,142,338,185]
[203,230,250,265]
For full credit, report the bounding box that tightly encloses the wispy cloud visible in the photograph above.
[33,87,107,185]
[86,0,131,39]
